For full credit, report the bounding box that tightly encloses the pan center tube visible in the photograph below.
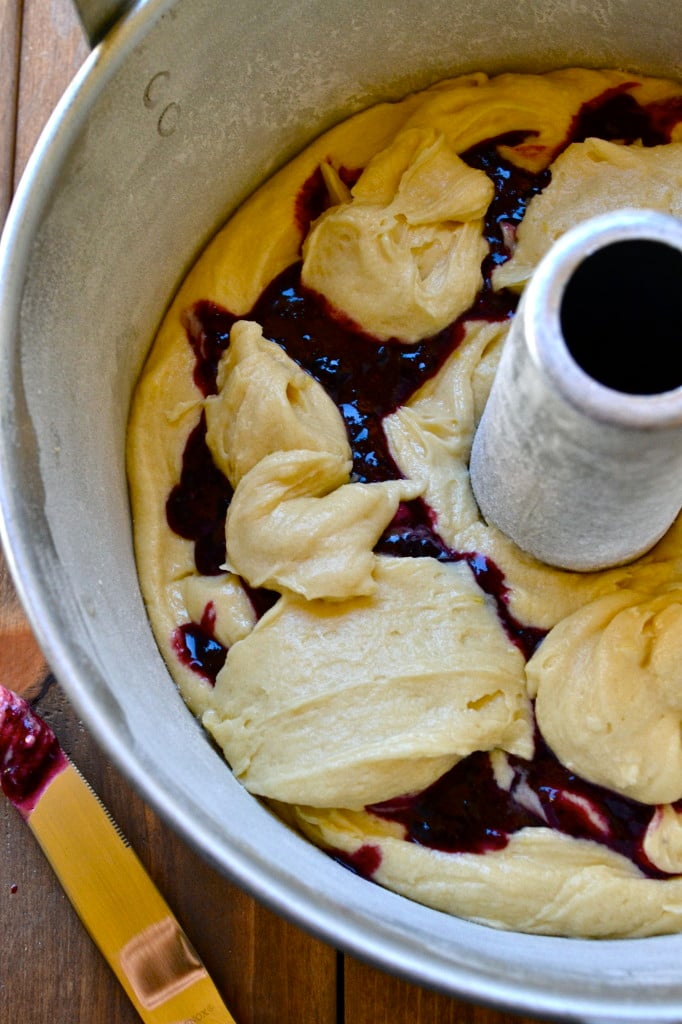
[469,209,682,571]
[561,238,682,395]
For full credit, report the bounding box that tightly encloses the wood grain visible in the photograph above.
[0,2,549,1021]
[0,0,21,219]
[14,0,89,181]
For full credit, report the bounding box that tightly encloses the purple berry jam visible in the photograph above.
[570,82,679,146]
[368,732,663,877]
[331,843,383,879]
[182,304,236,398]
[166,412,234,576]
[172,602,228,685]
[294,163,361,237]
[163,84,682,876]
[241,582,280,621]
[0,686,68,817]
[461,129,550,314]
[375,499,546,659]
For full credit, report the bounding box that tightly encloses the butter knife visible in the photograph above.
[0,685,237,1024]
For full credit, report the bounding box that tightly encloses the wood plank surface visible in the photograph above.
[0,1,550,1021]
[0,0,21,219]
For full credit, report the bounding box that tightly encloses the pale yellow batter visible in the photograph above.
[127,68,682,937]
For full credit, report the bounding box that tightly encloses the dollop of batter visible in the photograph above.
[204,556,532,808]
[127,67,682,938]
[205,319,351,485]
[527,585,682,804]
[301,128,493,341]
[494,137,682,291]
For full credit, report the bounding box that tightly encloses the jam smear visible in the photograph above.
[172,602,228,685]
[369,733,664,877]
[370,750,533,855]
[295,163,361,236]
[570,84,673,147]
[166,412,234,575]
[375,498,451,561]
[183,303,237,397]
[376,500,546,659]
[643,95,682,143]
[257,267,467,482]
[172,590,278,684]
[461,129,550,314]
[0,686,68,817]
[241,581,280,621]
[331,843,383,880]
[466,551,547,660]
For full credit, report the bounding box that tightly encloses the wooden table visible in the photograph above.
[0,3,548,1021]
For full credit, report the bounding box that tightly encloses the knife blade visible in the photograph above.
[0,685,237,1024]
